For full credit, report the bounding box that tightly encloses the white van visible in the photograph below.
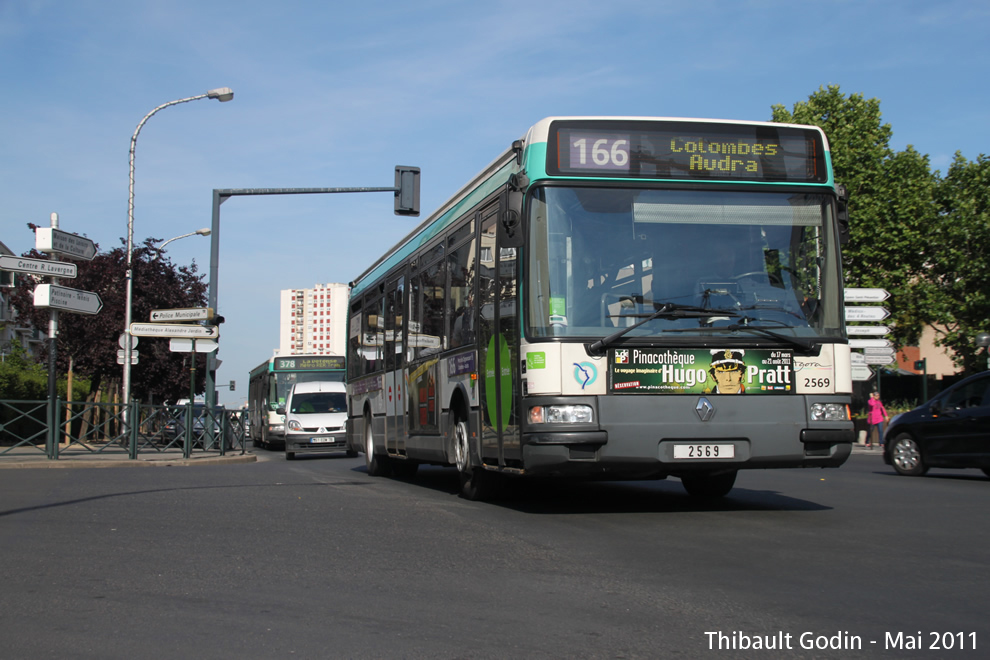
[277,381,355,460]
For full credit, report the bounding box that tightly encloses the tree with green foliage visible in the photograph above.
[928,153,990,371]
[9,227,208,402]
[772,85,939,349]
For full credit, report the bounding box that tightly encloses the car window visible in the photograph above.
[945,378,990,410]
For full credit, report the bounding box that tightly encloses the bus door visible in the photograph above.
[477,204,521,468]
[384,276,406,456]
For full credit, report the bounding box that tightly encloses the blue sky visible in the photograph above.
[2,0,988,406]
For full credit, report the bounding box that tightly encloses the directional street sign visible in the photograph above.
[864,355,895,365]
[845,306,890,322]
[35,227,97,261]
[846,325,891,336]
[850,352,866,364]
[863,346,896,355]
[0,255,77,279]
[849,338,893,349]
[844,288,891,303]
[130,322,219,339]
[150,307,213,323]
[33,283,103,315]
[169,338,219,353]
[851,364,875,381]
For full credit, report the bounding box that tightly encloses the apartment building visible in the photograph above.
[278,282,349,356]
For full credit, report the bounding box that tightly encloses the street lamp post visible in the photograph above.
[121,88,233,423]
[152,228,212,260]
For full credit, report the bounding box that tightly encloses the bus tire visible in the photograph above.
[459,467,500,501]
[364,413,391,477]
[680,470,737,498]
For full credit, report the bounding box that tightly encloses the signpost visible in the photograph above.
[33,283,103,315]
[116,350,139,365]
[844,288,890,303]
[0,255,77,279]
[35,227,97,261]
[130,323,219,339]
[170,338,219,353]
[849,338,893,349]
[845,306,890,322]
[151,307,213,323]
[847,325,891,336]
[851,364,874,381]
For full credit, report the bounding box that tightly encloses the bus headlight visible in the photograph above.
[810,403,850,421]
[529,405,594,425]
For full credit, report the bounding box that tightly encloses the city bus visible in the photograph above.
[345,116,854,500]
[247,354,346,448]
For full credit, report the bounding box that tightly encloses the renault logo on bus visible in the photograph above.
[695,397,715,422]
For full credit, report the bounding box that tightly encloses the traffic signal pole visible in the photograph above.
[204,168,420,422]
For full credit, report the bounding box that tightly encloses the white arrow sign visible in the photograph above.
[35,227,97,261]
[850,352,866,364]
[851,364,875,381]
[33,283,103,315]
[130,323,219,339]
[0,255,77,279]
[847,325,890,336]
[849,338,893,349]
[844,288,890,302]
[150,307,213,322]
[169,338,219,353]
[864,355,895,365]
[845,306,890,322]
[863,346,896,355]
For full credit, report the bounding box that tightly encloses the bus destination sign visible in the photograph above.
[274,355,345,371]
[549,120,826,183]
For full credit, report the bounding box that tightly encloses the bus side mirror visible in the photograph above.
[500,175,527,248]
[835,184,850,245]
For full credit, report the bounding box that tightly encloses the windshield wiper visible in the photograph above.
[722,322,819,353]
[586,302,738,356]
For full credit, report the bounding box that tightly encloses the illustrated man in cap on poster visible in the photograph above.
[706,349,747,394]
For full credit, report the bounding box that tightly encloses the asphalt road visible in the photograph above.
[1,450,987,659]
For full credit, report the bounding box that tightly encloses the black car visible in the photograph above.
[883,371,990,478]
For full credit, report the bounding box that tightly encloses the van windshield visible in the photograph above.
[290,392,346,414]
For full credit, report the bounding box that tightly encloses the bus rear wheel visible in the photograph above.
[680,470,737,498]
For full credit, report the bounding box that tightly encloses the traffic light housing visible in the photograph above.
[394,166,420,217]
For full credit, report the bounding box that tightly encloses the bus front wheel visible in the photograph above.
[364,414,391,477]
[680,470,737,498]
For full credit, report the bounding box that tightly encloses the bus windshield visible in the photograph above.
[527,186,844,342]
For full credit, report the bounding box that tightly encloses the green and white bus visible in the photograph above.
[248,354,346,448]
[346,116,854,500]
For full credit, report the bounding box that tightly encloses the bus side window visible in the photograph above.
[448,236,476,349]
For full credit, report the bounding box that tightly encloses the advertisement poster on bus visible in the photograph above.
[610,348,793,394]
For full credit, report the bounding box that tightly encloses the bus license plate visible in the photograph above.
[673,444,734,459]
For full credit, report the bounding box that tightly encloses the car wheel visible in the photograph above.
[680,470,737,498]
[890,433,927,476]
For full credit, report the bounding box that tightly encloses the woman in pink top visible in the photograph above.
[866,391,889,448]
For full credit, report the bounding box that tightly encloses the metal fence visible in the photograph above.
[0,398,248,460]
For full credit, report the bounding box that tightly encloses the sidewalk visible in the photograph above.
[0,446,257,469]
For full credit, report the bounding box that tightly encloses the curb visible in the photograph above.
[0,453,257,469]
